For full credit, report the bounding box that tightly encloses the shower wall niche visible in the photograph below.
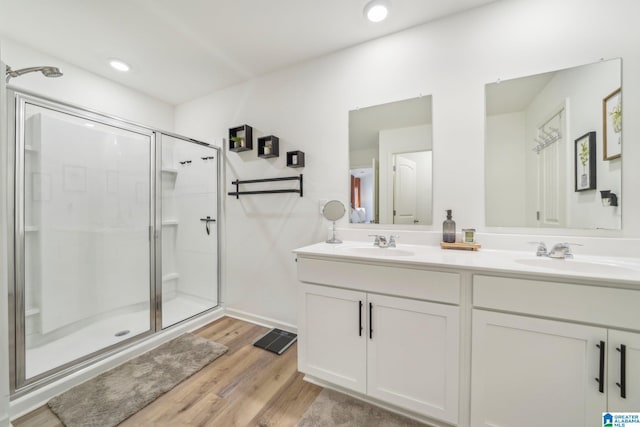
[10,90,220,394]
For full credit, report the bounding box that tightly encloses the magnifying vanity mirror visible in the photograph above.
[349,96,433,225]
[322,200,346,243]
[485,58,622,230]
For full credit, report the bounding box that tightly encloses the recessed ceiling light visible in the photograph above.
[364,0,389,23]
[109,59,130,72]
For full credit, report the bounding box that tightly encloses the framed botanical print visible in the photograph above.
[603,88,622,160]
[574,131,596,192]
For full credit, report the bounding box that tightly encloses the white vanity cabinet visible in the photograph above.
[471,310,607,426]
[299,284,367,393]
[297,257,460,424]
[471,275,640,427]
[366,292,459,421]
[608,330,640,412]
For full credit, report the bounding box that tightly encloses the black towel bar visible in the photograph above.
[227,174,303,199]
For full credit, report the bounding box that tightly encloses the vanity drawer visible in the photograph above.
[297,257,460,304]
[473,275,640,330]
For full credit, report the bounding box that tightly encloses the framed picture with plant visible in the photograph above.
[603,88,622,160]
[574,131,596,192]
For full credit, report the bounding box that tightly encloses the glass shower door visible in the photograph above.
[16,97,154,385]
[160,134,218,328]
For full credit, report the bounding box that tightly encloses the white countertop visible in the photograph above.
[293,241,640,286]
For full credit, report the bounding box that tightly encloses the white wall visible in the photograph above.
[174,0,640,327]
[486,112,527,226]
[1,38,174,131]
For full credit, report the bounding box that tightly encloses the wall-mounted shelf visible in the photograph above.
[162,219,179,226]
[229,124,253,152]
[161,168,178,175]
[258,136,279,158]
[228,174,303,199]
[25,226,39,232]
[287,151,305,168]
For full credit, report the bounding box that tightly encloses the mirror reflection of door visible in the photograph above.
[535,107,566,227]
[392,151,432,224]
[393,154,417,224]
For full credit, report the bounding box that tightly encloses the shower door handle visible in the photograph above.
[200,216,217,235]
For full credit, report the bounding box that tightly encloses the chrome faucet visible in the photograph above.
[548,242,576,259]
[369,234,398,248]
[530,241,582,259]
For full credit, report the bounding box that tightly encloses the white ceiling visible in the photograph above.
[0,0,497,105]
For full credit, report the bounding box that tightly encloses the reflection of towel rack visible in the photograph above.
[228,174,303,199]
[532,110,563,153]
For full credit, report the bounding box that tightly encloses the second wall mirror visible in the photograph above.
[485,58,622,230]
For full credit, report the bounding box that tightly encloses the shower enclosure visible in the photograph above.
[8,90,220,395]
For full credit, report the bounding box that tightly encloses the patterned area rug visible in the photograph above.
[297,389,427,426]
[48,333,227,427]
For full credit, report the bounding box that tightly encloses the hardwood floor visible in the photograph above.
[12,317,323,427]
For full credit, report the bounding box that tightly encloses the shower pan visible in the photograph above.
[7,90,220,396]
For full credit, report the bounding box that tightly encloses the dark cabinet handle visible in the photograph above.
[369,302,373,339]
[595,341,605,393]
[358,301,363,337]
[616,344,627,399]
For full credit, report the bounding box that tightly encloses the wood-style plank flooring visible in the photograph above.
[12,317,322,427]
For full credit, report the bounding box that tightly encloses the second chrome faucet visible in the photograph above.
[531,241,582,259]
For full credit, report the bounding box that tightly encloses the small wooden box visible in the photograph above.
[440,242,481,251]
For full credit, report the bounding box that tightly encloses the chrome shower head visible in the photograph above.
[40,66,63,78]
[6,65,64,83]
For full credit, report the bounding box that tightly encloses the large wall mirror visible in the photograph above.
[485,58,622,230]
[349,96,433,225]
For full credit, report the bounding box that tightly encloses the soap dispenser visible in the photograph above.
[443,210,456,243]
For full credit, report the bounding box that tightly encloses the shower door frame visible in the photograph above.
[7,89,221,397]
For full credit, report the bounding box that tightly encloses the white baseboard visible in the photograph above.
[224,307,298,334]
[9,308,225,421]
[0,415,12,427]
[302,375,451,427]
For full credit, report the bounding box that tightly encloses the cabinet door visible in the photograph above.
[471,310,607,427]
[608,329,640,412]
[367,294,459,423]
[298,283,366,393]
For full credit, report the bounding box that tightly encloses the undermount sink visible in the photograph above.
[339,246,415,257]
[515,257,638,275]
